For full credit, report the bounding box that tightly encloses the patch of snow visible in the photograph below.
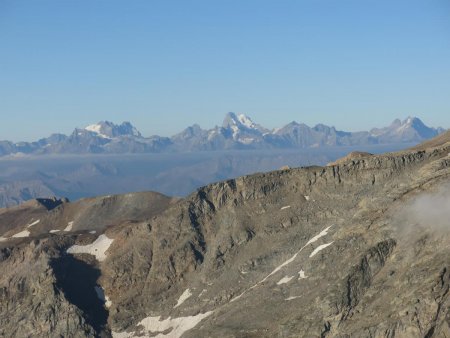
[370,130,383,137]
[85,124,111,139]
[112,311,214,338]
[237,114,255,129]
[239,137,256,144]
[95,286,112,308]
[280,205,291,210]
[309,242,334,258]
[304,195,310,201]
[207,130,218,140]
[396,118,413,134]
[89,230,96,234]
[285,296,301,301]
[396,123,409,134]
[198,289,207,297]
[64,221,74,231]
[27,219,40,228]
[231,124,239,139]
[258,251,299,285]
[67,234,114,261]
[12,230,30,238]
[49,230,60,234]
[230,292,245,303]
[305,225,333,246]
[174,289,192,308]
[298,269,308,279]
[111,332,129,338]
[277,276,294,285]
[131,127,140,137]
[8,152,26,158]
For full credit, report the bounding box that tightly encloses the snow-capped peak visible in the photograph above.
[396,117,424,134]
[370,116,441,140]
[84,121,142,138]
[221,112,267,142]
[223,112,268,131]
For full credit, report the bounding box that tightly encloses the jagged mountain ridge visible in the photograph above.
[0,113,445,155]
[0,133,450,337]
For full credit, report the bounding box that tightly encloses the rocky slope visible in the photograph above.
[0,133,450,337]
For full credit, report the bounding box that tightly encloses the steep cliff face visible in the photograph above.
[0,238,99,337]
[0,136,450,338]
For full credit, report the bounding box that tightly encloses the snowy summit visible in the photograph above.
[85,121,142,139]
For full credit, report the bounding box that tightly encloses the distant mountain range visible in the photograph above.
[0,113,445,156]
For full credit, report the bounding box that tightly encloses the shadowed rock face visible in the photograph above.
[36,196,68,210]
[0,135,450,337]
[51,254,109,335]
[0,239,98,337]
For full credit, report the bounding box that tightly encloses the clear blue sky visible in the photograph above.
[1,0,449,141]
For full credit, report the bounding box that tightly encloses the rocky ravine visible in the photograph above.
[0,134,449,337]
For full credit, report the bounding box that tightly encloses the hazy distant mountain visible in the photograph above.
[0,114,445,156]
[222,112,269,143]
[267,121,375,148]
[370,116,445,143]
[0,180,55,207]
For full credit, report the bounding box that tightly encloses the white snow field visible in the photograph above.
[67,234,114,261]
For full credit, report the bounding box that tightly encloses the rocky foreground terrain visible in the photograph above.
[0,131,449,337]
